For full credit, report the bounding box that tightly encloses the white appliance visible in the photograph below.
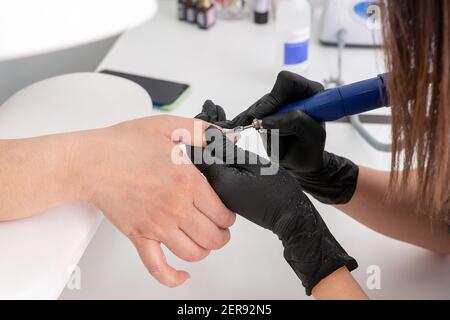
[0,0,157,104]
[319,0,382,47]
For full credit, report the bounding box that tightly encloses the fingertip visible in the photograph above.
[215,104,227,122]
[220,210,237,229]
[221,227,232,246]
[203,99,215,108]
[225,132,241,143]
[134,238,191,288]
[177,270,191,286]
[227,212,237,227]
[161,269,191,288]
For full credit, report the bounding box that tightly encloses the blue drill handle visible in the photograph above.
[275,74,388,121]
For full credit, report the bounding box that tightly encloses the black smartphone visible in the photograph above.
[100,70,190,108]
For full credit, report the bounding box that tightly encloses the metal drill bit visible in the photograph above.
[232,123,254,133]
[223,119,263,134]
[231,119,263,133]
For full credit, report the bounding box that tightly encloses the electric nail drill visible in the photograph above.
[233,73,389,132]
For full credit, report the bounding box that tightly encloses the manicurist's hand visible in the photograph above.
[216,71,360,205]
[189,126,358,296]
[0,115,235,288]
[190,103,359,296]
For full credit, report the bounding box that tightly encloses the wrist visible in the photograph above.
[0,134,93,220]
[296,152,359,204]
[64,129,109,204]
[312,267,368,300]
[280,211,358,296]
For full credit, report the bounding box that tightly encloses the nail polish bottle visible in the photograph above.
[186,0,198,24]
[196,0,216,29]
[178,0,188,21]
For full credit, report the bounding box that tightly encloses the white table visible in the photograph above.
[61,1,450,300]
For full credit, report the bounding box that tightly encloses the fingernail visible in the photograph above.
[225,132,241,143]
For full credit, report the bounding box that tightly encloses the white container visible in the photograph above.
[275,0,311,73]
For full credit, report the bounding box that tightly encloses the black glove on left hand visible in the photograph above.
[190,101,358,295]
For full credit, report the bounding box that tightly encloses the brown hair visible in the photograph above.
[382,0,450,222]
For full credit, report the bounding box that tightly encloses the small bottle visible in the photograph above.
[253,0,269,24]
[217,0,248,20]
[186,0,198,24]
[276,0,311,72]
[178,0,188,21]
[197,0,217,29]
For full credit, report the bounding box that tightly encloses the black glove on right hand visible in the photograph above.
[226,71,360,205]
[190,101,358,295]
[189,123,358,296]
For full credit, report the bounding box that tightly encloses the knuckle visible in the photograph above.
[226,213,237,227]
[127,226,156,245]
[221,229,231,246]
[319,127,326,140]
[158,199,181,220]
[169,204,188,221]
[125,228,141,243]
[169,170,184,184]
[277,70,301,86]
[216,209,236,228]
[136,209,163,231]
[291,109,304,121]
[185,248,209,262]
[277,70,291,82]
[171,171,193,191]
[205,232,227,250]
[183,252,197,262]
[316,82,325,91]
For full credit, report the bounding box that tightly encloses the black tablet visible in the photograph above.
[100,70,190,107]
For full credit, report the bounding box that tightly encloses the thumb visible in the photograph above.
[271,71,324,105]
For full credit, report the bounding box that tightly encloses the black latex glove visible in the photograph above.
[190,101,358,296]
[215,71,324,129]
[216,71,359,205]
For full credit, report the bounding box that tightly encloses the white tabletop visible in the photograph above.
[0,0,157,61]
[59,1,448,299]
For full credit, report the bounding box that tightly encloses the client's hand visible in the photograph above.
[73,115,235,287]
[190,102,357,295]
[0,114,235,288]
